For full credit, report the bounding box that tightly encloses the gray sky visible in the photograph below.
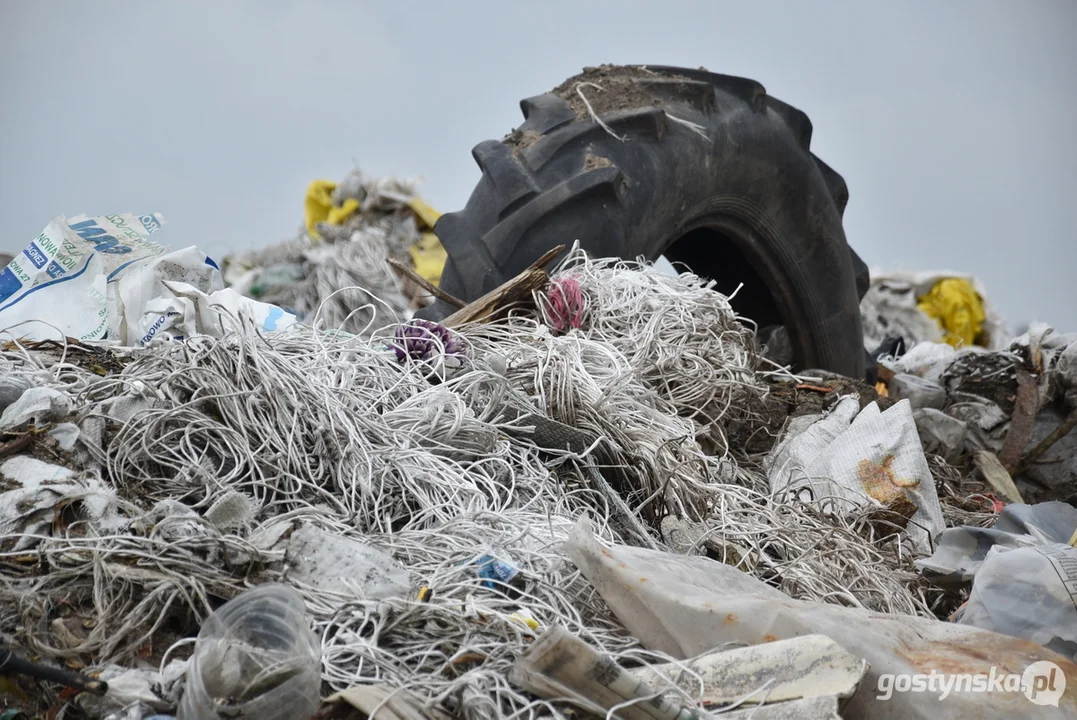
[2,1,1074,331]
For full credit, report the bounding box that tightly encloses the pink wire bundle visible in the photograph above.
[544,275,586,333]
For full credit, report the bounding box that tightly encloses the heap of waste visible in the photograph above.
[0,178,1075,720]
[220,171,446,337]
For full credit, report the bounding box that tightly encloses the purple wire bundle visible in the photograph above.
[391,319,469,367]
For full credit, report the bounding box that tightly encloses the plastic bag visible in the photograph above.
[109,246,223,344]
[882,341,957,383]
[176,584,321,720]
[862,270,1008,350]
[129,280,296,345]
[0,216,294,345]
[954,543,1077,660]
[913,408,967,463]
[304,179,359,238]
[565,517,1077,719]
[766,397,944,553]
[915,501,1077,586]
[0,213,166,341]
[889,374,946,410]
[916,277,987,348]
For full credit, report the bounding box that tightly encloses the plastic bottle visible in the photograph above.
[176,583,321,720]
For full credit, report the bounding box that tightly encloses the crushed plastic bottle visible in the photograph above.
[176,583,321,720]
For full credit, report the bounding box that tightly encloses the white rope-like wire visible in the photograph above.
[0,251,980,718]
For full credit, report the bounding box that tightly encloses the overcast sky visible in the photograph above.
[2,1,1074,331]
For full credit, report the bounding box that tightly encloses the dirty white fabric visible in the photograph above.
[284,523,412,600]
[767,397,945,553]
[0,386,70,430]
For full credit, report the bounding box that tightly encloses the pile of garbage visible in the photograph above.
[220,171,446,336]
[0,195,1075,719]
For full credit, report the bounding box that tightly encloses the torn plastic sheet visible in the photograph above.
[913,408,967,463]
[0,376,32,414]
[0,456,128,550]
[284,523,411,599]
[75,659,187,718]
[565,517,1077,720]
[765,397,944,553]
[915,501,1077,585]
[48,422,80,451]
[630,634,865,708]
[0,387,71,431]
[954,543,1077,660]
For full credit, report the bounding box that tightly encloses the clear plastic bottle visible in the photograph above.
[177,583,321,720]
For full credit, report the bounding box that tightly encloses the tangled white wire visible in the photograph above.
[0,255,976,718]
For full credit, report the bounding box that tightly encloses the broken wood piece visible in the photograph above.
[442,245,565,328]
[997,366,1038,473]
[973,450,1024,504]
[386,258,466,308]
[0,434,32,459]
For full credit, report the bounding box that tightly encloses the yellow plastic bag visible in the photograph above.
[304,179,359,239]
[917,278,986,348]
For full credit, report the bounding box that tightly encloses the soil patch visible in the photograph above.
[582,153,613,171]
[505,64,695,154]
[553,64,689,119]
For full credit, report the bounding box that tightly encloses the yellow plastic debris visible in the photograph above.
[508,608,540,631]
[917,278,986,348]
[405,198,448,286]
[304,179,359,239]
[409,232,448,287]
[406,197,442,231]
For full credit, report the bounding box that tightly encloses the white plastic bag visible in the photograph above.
[889,373,946,410]
[132,281,296,343]
[109,245,224,344]
[955,543,1077,660]
[0,213,166,341]
[861,269,1009,351]
[0,216,295,346]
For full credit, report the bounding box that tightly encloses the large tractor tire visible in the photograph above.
[419,65,869,378]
